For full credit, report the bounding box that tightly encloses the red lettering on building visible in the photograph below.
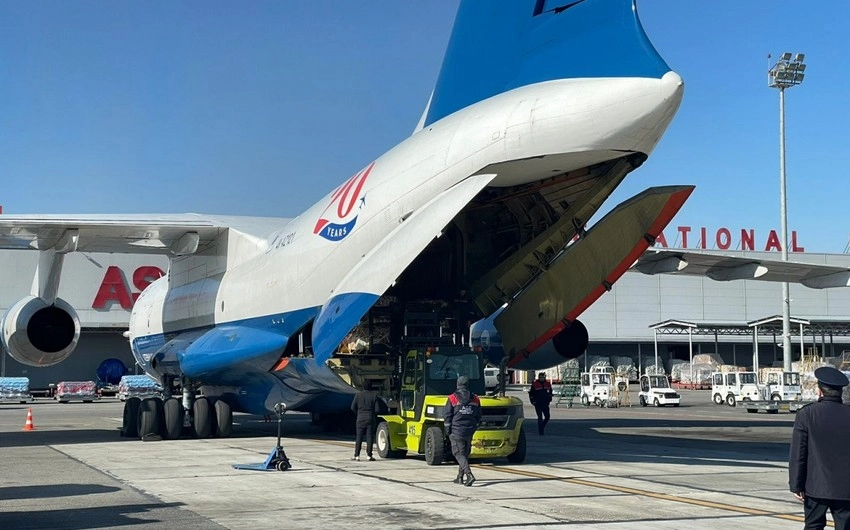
[677,226,691,248]
[716,228,731,250]
[740,229,755,251]
[765,230,781,251]
[92,266,165,309]
[792,232,805,252]
[654,226,805,253]
[132,266,165,303]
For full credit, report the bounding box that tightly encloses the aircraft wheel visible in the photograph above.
[137,397,162,439]
[162,398,184,440]
[639,395,647,407]
[214,400,233,438]
[424,426,445,465]
[506,428,526,464]
[726,394,736,407]
[121,397,141,437]
[192,397,213,438]
[713,393,723,405]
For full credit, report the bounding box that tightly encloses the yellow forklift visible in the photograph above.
[375,345,526,465]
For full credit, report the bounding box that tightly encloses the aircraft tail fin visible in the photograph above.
[420,0,670,128]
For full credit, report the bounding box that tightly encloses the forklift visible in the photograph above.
[375,345,526,465]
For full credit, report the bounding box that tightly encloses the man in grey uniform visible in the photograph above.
[789,366,850,530]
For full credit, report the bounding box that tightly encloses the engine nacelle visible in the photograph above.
[1,296,81,367]
[471,316,588,371]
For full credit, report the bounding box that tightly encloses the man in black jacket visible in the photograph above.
[351,380,379,461]
[443,375,482,486]
[789,366,850,529]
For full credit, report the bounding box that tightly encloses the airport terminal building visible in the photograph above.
[2,242,849,389]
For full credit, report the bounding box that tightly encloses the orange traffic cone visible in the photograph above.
[22,408,35,431]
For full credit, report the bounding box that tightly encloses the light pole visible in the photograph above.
[768,52,806,372]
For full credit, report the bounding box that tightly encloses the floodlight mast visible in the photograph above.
[768,52,806,372]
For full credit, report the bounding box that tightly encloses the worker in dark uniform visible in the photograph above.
[529,372,553,435]
[351,380,379,461]
[789,366,850,530]
[443,375,481,486]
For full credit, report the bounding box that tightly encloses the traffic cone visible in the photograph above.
[22,408,35,431]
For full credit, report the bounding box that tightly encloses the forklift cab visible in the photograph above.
[398,348,485,422]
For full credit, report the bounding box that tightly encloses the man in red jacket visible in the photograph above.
[529,372,553,435]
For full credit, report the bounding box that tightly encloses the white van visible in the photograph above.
[484,366,499,390]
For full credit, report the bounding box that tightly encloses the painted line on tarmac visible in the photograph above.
[312,438,825,527]
[473,464,817,526]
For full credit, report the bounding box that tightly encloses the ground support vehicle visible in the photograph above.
[638,375,681,407]
[739,399,806,414]
[580,367,618,407]
[761,371,802,401]
[711,371,761,407]
[55,381,99,403]
[376,346,526,465]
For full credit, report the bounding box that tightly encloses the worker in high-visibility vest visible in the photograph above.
[528,372,553,435]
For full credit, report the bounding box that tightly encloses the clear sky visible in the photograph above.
[2,1,848,253]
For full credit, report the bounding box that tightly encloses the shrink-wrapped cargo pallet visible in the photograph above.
[56,381,98,402]
[0,377,32,402]
[117,375,163,401]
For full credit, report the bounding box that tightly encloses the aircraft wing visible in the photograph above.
[633,248,850,289]
[0,214,288,255]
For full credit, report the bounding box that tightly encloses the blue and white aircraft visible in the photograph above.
[0,0,692,438]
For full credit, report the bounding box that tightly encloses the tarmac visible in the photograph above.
[0,389,825,529]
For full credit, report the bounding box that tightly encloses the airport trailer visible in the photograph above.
[738,400,806,414]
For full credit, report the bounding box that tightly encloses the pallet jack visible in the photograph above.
[232,402,292,471]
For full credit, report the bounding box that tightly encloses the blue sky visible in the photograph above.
[1,1,848,253]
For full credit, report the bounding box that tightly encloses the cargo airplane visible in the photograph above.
[1,0,692,439]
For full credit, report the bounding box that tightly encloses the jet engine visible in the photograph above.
[470,316,588,371]
[1,295,81,367]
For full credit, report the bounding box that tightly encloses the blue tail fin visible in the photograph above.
[422,0,670,128]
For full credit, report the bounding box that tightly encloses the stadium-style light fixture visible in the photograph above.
[768,52,806,372]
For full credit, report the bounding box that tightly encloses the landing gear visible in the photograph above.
[137,397,162,438]
[192,397,213,438]
[121,397,141,437]
[162,398,184,440]
[214,400,233,438]
[119,382,234,441]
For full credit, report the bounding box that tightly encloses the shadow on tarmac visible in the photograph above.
[0,502,197,530]
[0,483,120,500]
